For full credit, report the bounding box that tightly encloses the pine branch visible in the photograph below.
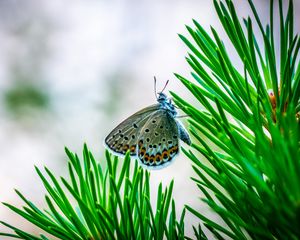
[173,0,300,239]
[0,145,185,240]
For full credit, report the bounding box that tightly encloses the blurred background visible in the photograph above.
[0,0,299,238]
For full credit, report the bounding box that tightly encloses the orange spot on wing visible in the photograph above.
[162,150,169,160]
[139,147,146,156]
[123,144,129,151]
[130,145,136,153]
[155,153,162,162]
[144,153,149,163]
[138,140,143,148]
[170,145,179,155]
[149,155,155,163]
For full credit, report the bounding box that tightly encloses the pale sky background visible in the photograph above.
[0,0,299,238]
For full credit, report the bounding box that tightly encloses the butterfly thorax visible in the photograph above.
[157,92,177,117]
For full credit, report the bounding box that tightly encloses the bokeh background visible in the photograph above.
[0,0,299,238]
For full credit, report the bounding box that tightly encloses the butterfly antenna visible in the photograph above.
[161,80,169,93]
[154,76,158,99]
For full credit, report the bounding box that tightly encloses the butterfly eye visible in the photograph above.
[145,129,150,133]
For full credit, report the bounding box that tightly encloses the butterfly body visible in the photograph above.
[104,92,191,170]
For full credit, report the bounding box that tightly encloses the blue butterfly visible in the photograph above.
[104,77,191,169]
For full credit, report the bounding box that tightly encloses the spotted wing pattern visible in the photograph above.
[104,104,160,156]
[137,110,179,169]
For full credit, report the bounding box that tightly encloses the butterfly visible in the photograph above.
[104,77,191,170]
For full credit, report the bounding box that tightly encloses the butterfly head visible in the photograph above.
[157,92,168,103]
[154,77,177,116]
[157,92,177,116]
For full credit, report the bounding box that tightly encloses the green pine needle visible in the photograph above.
[0,145,185,240]
[173,0,300,239]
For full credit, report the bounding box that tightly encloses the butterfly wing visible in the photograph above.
[137,110,180,169]
[104,104,160,156]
